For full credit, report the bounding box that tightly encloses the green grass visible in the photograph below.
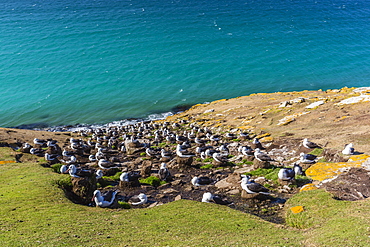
[1,147,370,246]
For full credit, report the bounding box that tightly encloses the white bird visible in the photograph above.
[201,192,232,205]
[303,138,320,149]
[240,175,270,195]
[239,132,250,140]
[98,159,118,169]
[44,153,58,162]
[47,140,58,147]
[60,164,69,174]
[239,146,254,157]
[30,148,44,156]
[342,143,355,155]
[20,142,31,153]
[145,147,158,157]
[92,190,117,208]
[191,176,213,186]
[120,172,129,182]
[212,152,228,163]
[176,144,195,158]
[254,148,274,162]
[89,154,97,162]
[96,170,103,180]
[129,193,147,206]
[251,138,263,150]
[278,168,295,181]
[158,163,170,181]
[67,164,79,178]
[33,138,47,146]
[299,152,317,164]
[293,163,305,176]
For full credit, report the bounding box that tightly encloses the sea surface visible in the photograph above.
[0,0,369,128]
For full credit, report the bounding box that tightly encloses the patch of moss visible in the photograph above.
[200,164,213,169]
[139,176,165,187]
[244,168,279,182]
[55,176,72,190]
[104,171,122,181]
[118,201,131,209]
[50,163,63,173]
[202,158,213,163]
[308,148,324,156]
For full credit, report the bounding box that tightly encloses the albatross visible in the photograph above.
[254,148,275,162]
[240,175,270,195]
[191,176,213,186]
[299,152,317,164]
[129,193,147,206]
[342,143,355,155]
[278,168,295,181]
[92,190,117,208]
[302,138,320,149]
[158,163,170,181]
[202,192,232,205]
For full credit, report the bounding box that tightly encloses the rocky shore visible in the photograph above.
[1,86,370,223]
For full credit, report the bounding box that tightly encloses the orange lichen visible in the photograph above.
[290,206,304,214]
[0,160,16,164]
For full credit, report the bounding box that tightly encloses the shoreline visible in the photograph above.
[2,86,370,151]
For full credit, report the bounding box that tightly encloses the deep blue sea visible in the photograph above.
[0,0,369,128]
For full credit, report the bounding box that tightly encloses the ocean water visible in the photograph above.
[0,0,369,128]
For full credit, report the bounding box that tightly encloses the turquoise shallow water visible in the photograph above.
[0,0,369,128]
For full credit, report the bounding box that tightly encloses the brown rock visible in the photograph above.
[71,175,97,205]
[241,190,269,200]
[140,160,152,177]
[174,195,182,201]
[253,160,271,169]
[176,156,193,168]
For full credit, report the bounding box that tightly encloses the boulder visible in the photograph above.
[71,175,97,205]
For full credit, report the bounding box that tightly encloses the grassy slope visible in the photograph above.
[1,147,370,246]
[0,148,302,247]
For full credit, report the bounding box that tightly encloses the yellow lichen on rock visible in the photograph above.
[299,183,318,192]
[260,136,274,143]
[305,155,370,182]
[256,133,271,139]
[277,112,310,126]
